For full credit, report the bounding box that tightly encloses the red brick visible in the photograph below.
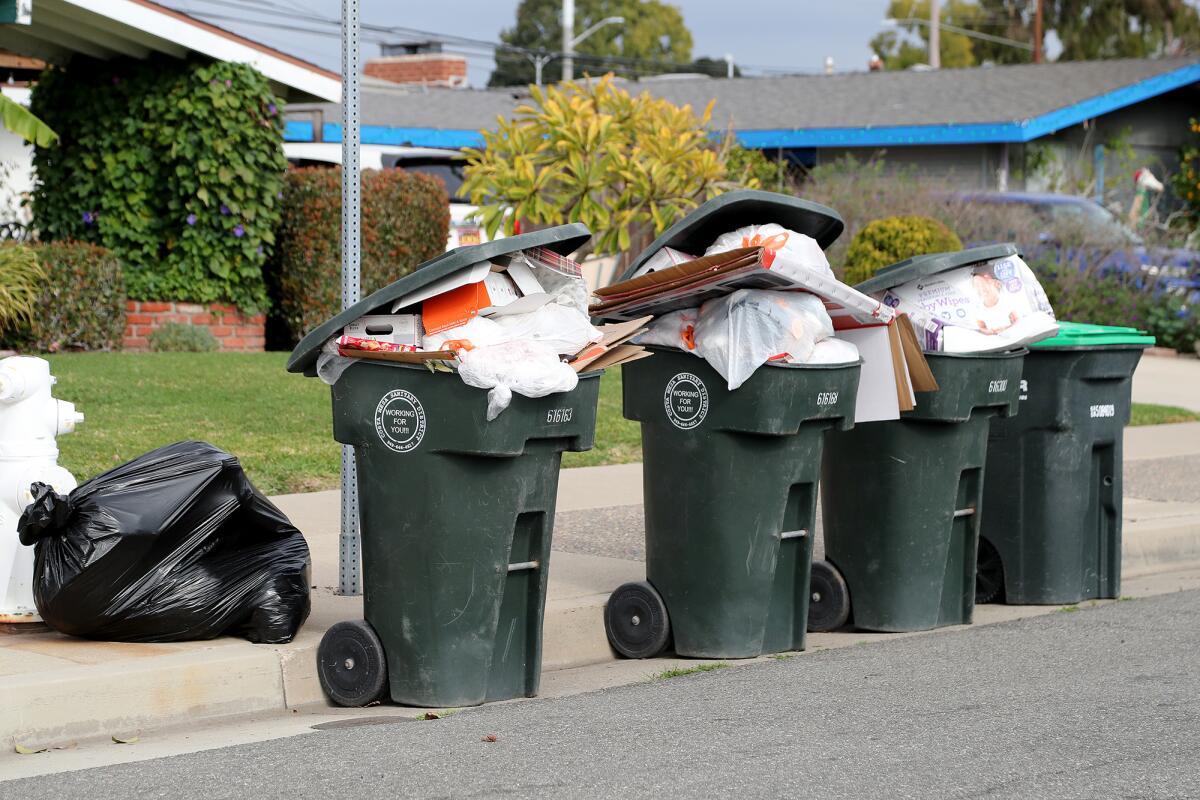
[140,302,171,313]
[176,303,205,314]
[248,314,265,324]
[124,337,149,350]
[234,325,261,337]
[223,337,246,348]
[126,300,140,312]
[210,303,239,314]
[126,313,152,325]
[210,325,233,337]
[123,325,135,338]
[189,314,213,326]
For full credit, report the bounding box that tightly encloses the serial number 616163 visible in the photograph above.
[546,408,574,424]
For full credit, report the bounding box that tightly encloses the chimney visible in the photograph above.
[365,41,468,88]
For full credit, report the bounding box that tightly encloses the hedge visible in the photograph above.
[2,242,126,352]
[267,167,450,343]
[843,215,963,286]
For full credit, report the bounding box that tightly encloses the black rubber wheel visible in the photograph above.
[807,560,851,632]
[605,581,671,659]
[317,620,389,707]
[975,536,1006,605]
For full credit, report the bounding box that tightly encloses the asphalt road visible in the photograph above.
[1125,455,1200,503]
[10,589,1198,799]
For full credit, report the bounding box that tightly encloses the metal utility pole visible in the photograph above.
[724,53,734,78]
[929,0,941,68]
[562,0,575,81]
[1033,0,1044,63]
[339,0,362,596]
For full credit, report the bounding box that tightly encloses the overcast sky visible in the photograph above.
[169,1,897,84]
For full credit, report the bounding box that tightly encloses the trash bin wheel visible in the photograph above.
[605,581,671,659]
[317,620,389,707]
[807,560,851,632]
[975,536,1006,605]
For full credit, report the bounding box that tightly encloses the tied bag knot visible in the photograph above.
[17,482,74,546]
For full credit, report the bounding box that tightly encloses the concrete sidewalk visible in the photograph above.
[3,422,1199,751]
[1132,352,1200,413]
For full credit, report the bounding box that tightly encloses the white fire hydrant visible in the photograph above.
[0,356,83,625]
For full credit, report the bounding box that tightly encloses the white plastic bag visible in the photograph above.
[492,303,601,355]
[878,253,1057,353]
[694,289,835,390]
[804,337,861,365]
[705,224,833,278]
[457,339,579,420]
[636,309,701,353]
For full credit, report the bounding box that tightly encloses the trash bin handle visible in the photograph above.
[953,508,975,519]
[507,560,540,572]
[780,529,808,540]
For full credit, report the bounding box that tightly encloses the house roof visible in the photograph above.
[284,56,1200,149]
[0,0,339,102]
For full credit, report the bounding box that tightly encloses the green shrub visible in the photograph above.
[843,215,963,286]
[4,242,126,352]
[0,244,46,334]
[267,167,449,343]
[30,56,286,312]
[149,322,219,352]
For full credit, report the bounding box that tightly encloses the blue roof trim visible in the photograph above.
[321,123,485,148]
[282,61,1200,150]
[283,120,314,141]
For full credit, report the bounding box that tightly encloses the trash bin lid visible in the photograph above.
[287,223,591,375]
[618,189,844,283]
[1030,320,1155,349]
[855,243,1020,295]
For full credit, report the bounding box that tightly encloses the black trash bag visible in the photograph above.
[17,441,311,643]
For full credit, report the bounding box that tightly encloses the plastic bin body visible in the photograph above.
[981,344,1146,604]
[624,347,860,658]
[820,351,1024,632]
[331,360,599,707]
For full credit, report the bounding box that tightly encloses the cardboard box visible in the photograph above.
[422,261,550,334]
[342,315,422,347]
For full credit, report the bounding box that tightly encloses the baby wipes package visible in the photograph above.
[877,253,1057,353]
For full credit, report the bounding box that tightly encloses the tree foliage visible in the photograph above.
[1049,0,1200,60]
[30,56,286,311]
[870,0,984,69]
[462,75,759,256]
[0,94,56,148]
[489,0,693,86]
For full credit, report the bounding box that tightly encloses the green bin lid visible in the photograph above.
[854,243,1020,295]
[617,189,844,283]
[1030,320,1155,349]
[287,223,591,375]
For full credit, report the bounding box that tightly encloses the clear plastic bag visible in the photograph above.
[635,308,701,352]
[694,290,835,390]
[457,339,579,420]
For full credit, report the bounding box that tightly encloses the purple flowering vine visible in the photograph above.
[82,211,96,225]
[233,224,245,238]
[220,204,231,216]
[186,213,197,226]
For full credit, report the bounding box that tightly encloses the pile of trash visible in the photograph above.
[320,247,648,419]
[592,223,893,391]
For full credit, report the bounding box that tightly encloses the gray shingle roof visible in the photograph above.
[286,56,1200,132]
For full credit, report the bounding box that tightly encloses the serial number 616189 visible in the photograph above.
[546,408,574,424]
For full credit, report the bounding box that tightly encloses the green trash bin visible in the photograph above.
[977,321,1154,605]
[287,226,601,708]
[812,245,1026,634]
[599,190,861,660]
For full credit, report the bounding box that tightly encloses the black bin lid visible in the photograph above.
[287,223,591,375]
[617,189,844,283]
[855,243,1020,295]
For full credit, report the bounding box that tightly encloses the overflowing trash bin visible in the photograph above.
[595,190,876,659]
[287,226,603,708]
[813,245,1030,633]
[977,321,1153,605]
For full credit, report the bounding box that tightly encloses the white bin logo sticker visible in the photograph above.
[664,372,709,430]
[375,389,426,453]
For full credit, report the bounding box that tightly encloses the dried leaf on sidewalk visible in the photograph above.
[14,742,47,755]
[481,734,498,743]
[416,712,440,721]
[112,734,140,745]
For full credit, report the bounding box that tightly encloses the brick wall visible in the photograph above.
[364,54,467,87]
[124,301,265,352]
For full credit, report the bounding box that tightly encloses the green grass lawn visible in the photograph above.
[43,352,1191,495]
[45,352,643,495]
[1129,402,1200,426]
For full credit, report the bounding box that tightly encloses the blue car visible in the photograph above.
[955,191,1200,295]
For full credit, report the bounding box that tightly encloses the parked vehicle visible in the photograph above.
[283,143,501,251]
[955,191,1200,294]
